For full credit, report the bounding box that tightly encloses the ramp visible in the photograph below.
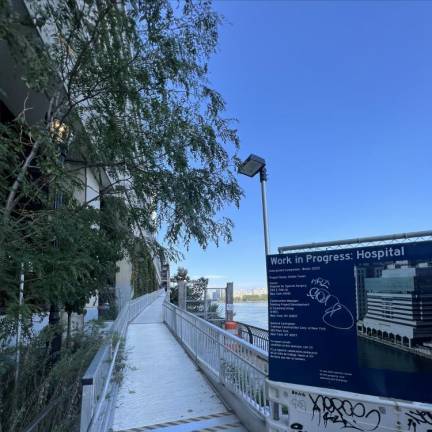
[111,295,247,432]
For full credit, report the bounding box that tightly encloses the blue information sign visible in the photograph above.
[267,241,432,403]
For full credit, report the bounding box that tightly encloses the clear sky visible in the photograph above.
[176,0,432,290]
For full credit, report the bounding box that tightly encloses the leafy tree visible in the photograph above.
[184,276,221,320]
[0,3,242,426]
[170,273,211,315]
[0,0,242,336]
[170,267,190,303]
[186,276,208,313]
[190,276,209,300]
[131,239,159,298]
[172,267,190,283]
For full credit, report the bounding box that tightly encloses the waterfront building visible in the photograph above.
[361,262,432,348]
[354,264,384,321]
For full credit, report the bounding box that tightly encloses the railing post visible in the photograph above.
[218,332,224,383]
[245,324,254,345]
[178,281,186,311]
[80,380,94,432]
[194,316,199,362]
[225,282,234,322]
[204,287,208,321]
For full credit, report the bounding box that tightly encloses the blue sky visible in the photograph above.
[176,0,432,290]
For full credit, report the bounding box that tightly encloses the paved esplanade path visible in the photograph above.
[111,293,246,432]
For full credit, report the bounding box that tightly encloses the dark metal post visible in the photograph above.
[259,167,270,256]
[225,282,234,322]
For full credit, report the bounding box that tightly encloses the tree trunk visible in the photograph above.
[66,311,72,348]
[48,304,62,364]
[4,138,42,222]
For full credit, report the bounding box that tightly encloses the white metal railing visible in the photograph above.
[163,301,270,418]
[267,380,432,432]
[80,289,163,432]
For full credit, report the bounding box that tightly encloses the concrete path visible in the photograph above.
[111,294,246,432]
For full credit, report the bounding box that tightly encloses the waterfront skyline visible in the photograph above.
[177,1,432,291]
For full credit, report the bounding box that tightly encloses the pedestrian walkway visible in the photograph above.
[111,294,247,432]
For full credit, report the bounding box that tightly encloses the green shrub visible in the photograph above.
[0,324,104,432]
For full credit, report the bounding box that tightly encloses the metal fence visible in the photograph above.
[80,289,163,432]
[163,301,270,419]
[236,321,269,352]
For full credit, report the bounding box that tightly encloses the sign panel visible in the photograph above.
[267,241,432,404]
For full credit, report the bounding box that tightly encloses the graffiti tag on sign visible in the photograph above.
[307,278,354,330]
[405,410,432,432]
[309,394,381,431]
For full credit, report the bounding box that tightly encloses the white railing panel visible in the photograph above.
[162,300,269,419]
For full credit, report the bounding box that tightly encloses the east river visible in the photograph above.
[220,301,268,329]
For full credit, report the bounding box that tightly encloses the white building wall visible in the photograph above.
[115,257,133,311]
[66,166,101,325]
[83,168,100,317]
[85,168,101,209]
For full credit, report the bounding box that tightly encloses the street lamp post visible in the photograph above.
[239,154,280,421]
[238,154,270,255]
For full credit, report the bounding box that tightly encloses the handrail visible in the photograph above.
[80,289,163,432]
[180,311,266,374]
[163,301,269,419]
[236,321,269,352]
[164,301,268,360]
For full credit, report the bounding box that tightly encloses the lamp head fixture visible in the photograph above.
[238,154,266,178]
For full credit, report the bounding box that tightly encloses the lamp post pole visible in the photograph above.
[259,167,270,256]
[238,154,270,256]
[239,154,278,420]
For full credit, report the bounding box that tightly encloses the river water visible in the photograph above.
[220,301,268,329]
